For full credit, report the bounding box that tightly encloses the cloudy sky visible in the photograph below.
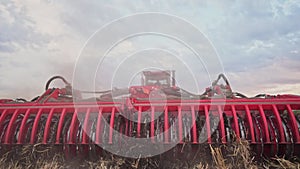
[1,0,300,99]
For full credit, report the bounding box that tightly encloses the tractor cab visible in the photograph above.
[141,70,175,87]
[129,70,176,99]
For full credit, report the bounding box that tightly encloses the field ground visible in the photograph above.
[0,140,299,169]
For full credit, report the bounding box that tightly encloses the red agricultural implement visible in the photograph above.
[0,71,299,158]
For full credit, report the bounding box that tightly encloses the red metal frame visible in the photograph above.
[1,73,299,157]
[1,99,299,145]
[0,78,299,158]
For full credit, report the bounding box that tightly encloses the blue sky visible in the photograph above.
[0,0,300,99]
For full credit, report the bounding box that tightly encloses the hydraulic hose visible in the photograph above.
[45,76,71,91]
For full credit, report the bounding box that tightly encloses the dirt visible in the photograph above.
[0,141,299,169]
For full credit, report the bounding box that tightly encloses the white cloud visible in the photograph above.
[228,56,300,96]
[246,40,275,53]
[290,50,299,54]
[0,1,48,52]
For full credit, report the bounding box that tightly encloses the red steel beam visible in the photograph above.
[30,109,43,144]
[286,104,300,143]
[164,106,169,143]
[95,107,103,144]
[272,105,286,143]
[258,105,271,143]
[151,106,155,143]
[137,106,142,138]
[43,108,55,144]
[68,109,78,144]
[82,108,91,144]
[204,105,211,143]
[178,106,183,143]
[245,105,256,143]
[191,106,197,143]
[108,107,116,144]
[18,108,31,144]
[4,109,19,143]
[231,105,240,140]
[55,108,67,144]
[217,105,226,143]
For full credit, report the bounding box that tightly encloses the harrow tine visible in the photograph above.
[43,108,55,144]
